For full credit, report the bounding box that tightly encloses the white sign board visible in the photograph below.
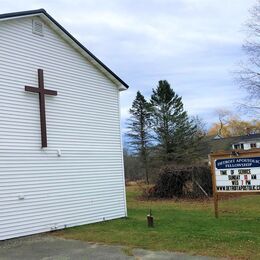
[215,157,260,192]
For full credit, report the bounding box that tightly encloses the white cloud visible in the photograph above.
[0,0,257,127]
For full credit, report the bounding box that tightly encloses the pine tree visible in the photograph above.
[150,80,198,162]
[126,91,152,183]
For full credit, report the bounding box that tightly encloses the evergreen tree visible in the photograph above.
[126,91,152,183]
[150,80,198,162]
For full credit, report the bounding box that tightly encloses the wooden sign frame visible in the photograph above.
[209,149,260,218]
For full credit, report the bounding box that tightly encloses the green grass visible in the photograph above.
[53,186,260,259]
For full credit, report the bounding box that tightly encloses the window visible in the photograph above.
[233,143,244,149]
[233,144,239,149]
[250,143,257,148]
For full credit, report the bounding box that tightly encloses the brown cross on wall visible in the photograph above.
[25,69,57,148]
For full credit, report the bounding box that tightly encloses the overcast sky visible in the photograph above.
[1,0,257,130]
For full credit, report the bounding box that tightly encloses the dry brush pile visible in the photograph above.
[147,165,212,199]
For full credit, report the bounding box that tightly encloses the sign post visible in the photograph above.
[209,149,260,218]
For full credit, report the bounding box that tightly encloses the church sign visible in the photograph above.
[216,157,260,169]
[209,149,260,218]
[215,157,260,192]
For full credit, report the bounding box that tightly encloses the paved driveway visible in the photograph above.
[0,235,219,260]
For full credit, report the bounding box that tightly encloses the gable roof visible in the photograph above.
[230,133,260,144]
[200,133,260,158]
[0,9,129,90]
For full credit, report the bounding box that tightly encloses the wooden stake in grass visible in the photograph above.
[147,209,154,227]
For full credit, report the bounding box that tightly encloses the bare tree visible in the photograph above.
[236,1,260,116]
[217,109,230,137]
[208,109,260,137]
[190,115,207,137]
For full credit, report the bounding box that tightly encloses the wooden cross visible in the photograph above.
[25,69,57,148]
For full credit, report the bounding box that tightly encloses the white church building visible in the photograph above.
[0,9,128,240]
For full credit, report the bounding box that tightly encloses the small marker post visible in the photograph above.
[147,209,154,227]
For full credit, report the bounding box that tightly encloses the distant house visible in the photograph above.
[231,134,260,150]
[201,134,260,159]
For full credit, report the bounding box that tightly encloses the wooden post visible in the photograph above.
[210,154,219,218]
[214,192,219,218]
[147,209,154,227]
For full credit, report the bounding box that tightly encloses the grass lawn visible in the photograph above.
[53,186,260,259]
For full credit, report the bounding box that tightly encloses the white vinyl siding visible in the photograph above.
[0,16,126,240]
